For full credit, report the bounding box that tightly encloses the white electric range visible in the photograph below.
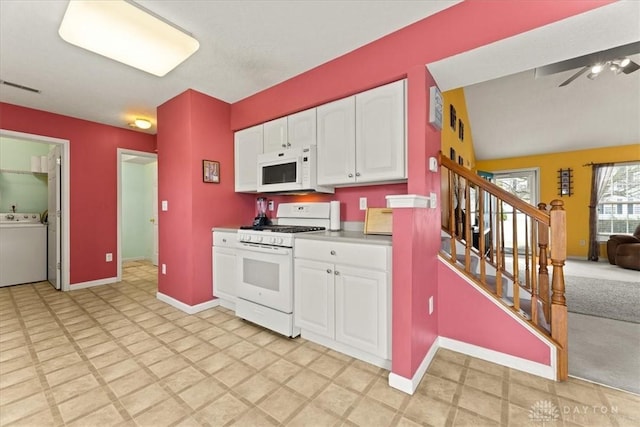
[235,202,331,337]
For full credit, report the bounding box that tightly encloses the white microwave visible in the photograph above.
[257,146,334,193]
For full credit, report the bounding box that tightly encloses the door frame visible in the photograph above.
[116,148,157,282]
[490,167,540,206]
[1,129,71,291]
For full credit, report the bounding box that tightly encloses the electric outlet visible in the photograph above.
[429,296,434,315]
[105,253,113,262]
[268,200,274,211]
[359,197,367,210]
[579,239,586,246]
[161,200,168,211]
[162,264,167,275]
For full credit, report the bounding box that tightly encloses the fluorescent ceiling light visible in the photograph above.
[59,0,199,77]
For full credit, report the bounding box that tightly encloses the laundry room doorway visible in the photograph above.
[0,129,70,291]
[116,148,158,282]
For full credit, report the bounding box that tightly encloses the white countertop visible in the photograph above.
[294,230,392,246]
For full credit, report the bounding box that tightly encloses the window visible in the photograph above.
[597,162,640,236]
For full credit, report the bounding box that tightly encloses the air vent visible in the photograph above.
[0,80,41,94]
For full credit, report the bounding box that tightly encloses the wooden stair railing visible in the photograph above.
[439,154,568,380]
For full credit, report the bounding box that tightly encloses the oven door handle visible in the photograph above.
[238,244,292,255]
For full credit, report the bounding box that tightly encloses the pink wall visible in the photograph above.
[438,261,551,365]
[262,183,407,222]
[0,103,156,284]
[157,90,254,306]
[227,1,612,381]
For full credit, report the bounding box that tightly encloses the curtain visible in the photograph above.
[588,163,614,261]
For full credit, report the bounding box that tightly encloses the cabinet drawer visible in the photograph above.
[213,231,237,248]
[295,239,388,270]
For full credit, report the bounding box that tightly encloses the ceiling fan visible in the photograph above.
[535,41,640,87]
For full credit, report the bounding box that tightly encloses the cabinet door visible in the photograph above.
[317,97,356,186]
[355,80,406,183]
[234,125,263,192]
[213,247,237,301]
[335,265,388,358]
[263,117,288,153]
[288,108,316,148]
[294,259,335,338]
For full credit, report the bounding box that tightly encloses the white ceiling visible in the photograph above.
[0,0,460,131]
[1,0,638,161]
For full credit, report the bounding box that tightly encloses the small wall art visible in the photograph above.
[203,160,220,183]
[449,104,457,130]
[458,119,464,141]
[557,168,573,196]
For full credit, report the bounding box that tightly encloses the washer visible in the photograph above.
[0,213,47,287]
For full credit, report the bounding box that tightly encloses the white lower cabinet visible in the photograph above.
[294,239,391,366]
[213,231,237,308]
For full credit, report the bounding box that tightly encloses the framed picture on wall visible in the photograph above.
[450,105,457,130]
[203,160,220,183]
[450,147,456,160]
[458,119,464,141]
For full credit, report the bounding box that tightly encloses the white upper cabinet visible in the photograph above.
[263,108,317,153]
[287,108,316,148]
[316,97,356,186]
[263,117,288,153]
[317,80,406,186]
[355,79,406,183]
[234,124,263,192]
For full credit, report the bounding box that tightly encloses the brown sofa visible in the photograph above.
[606,224,640,270]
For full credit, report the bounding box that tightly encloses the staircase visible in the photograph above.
[440,154,568,381]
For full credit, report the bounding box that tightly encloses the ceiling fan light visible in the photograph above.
[619,58,631,68]
[609,63,620,72]
[590,64,604,74]
[586,72,599,80]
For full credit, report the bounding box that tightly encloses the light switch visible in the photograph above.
[359,197,367,210]
[429,157,438,172]
[161,200,168,211]
[430,192,437,209]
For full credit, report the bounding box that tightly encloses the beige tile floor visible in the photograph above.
[1,261,638,426]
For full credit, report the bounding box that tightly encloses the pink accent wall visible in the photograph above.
[226,1,612,381]
[262,183,407,222]
[157,90,254,306]
[0,103,156,284]
[438,260,551,365]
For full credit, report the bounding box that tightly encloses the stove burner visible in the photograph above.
[239,225,325,233]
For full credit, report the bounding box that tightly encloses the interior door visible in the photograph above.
[151,161,158,266]
[47,145,61,289]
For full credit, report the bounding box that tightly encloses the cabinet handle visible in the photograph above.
[281,143,286,148]
[222,238,227,243]
[330,250,336,255]
[348,173,353,178]
[355,172,361,177]
[287,143,291,147]
[334,270,339,275]
[326,269,332,274]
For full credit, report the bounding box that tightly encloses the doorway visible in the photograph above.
[0,129,70,291]
[116,149,158,282]
[492,168,540,253]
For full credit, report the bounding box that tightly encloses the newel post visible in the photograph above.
[549,199,568,380]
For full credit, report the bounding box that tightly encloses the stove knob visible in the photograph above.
[244,235,252,242]
[276,237,283,244]
[270,237,276,244]
[255,236,263,243]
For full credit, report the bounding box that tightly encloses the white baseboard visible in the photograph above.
[218,298,236,311]
[70,276,118,290]
[439,337,556,380]
[387,335,556,395]
[156,292,219,314]
[388,337,440,395]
